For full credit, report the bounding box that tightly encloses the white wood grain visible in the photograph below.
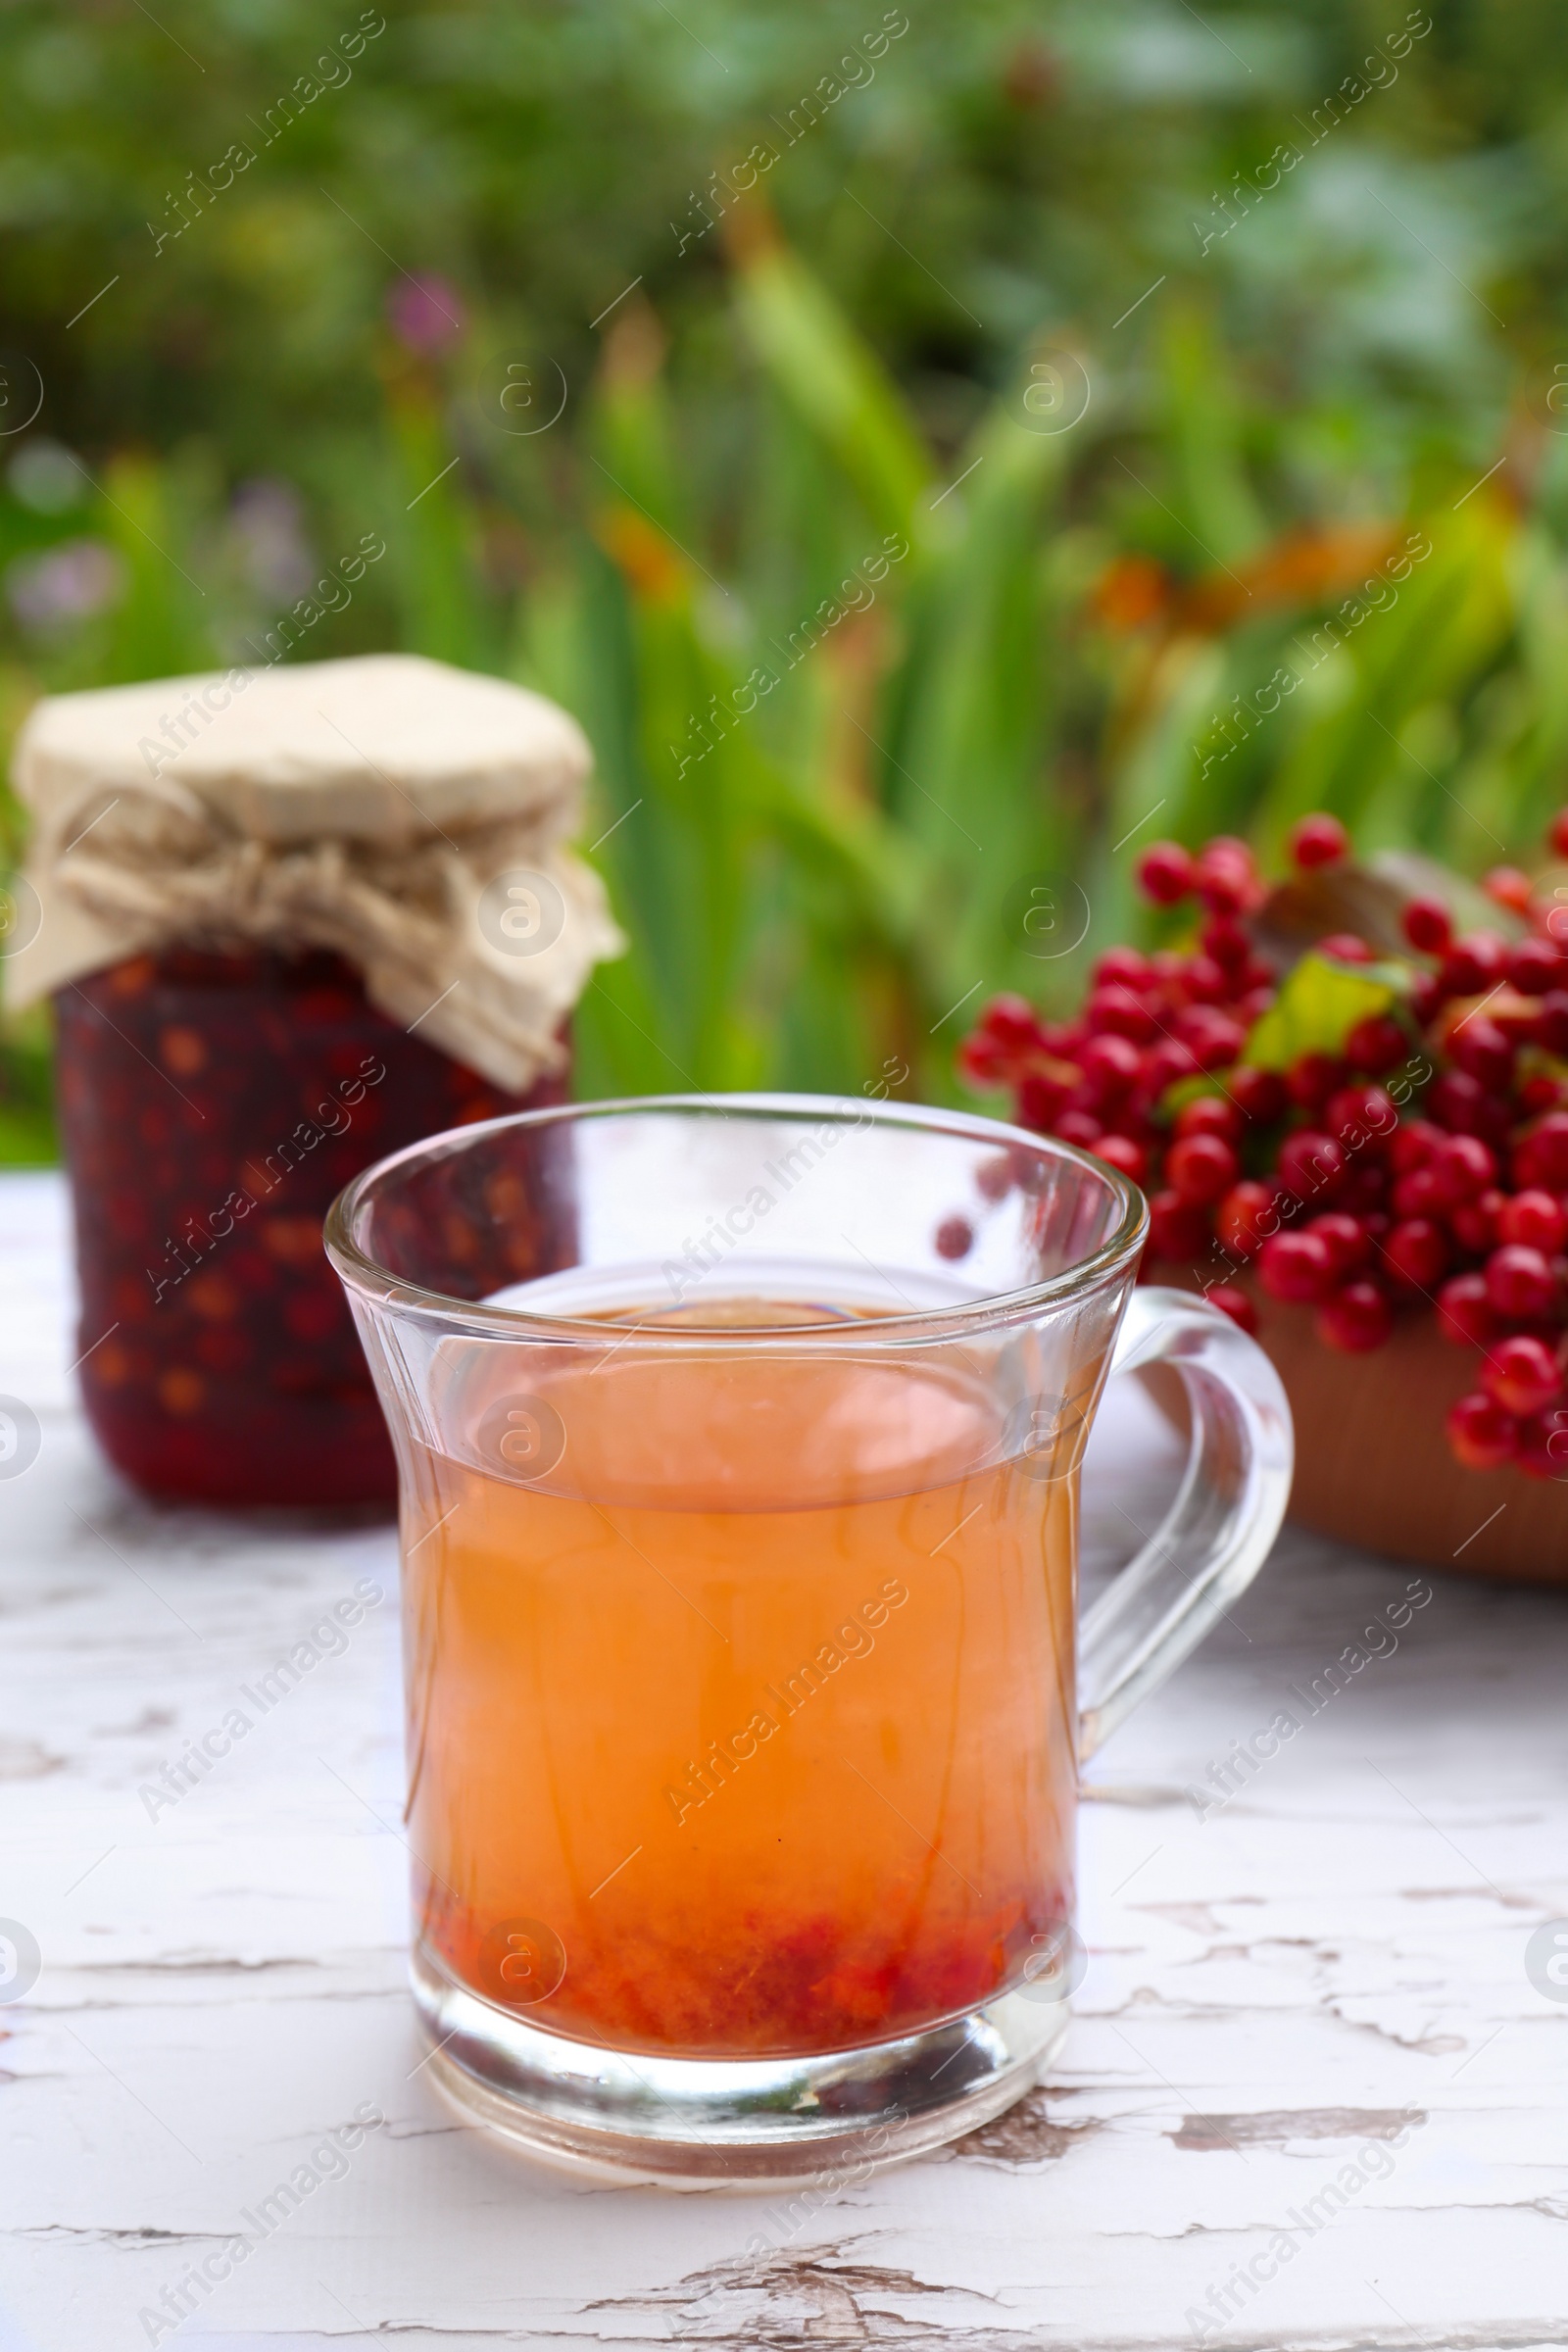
[1,1172,1565,2352]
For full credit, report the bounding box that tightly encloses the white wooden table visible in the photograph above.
[2,1169,1566,2352]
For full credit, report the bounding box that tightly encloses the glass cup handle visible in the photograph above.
[1077,1285,1294,1763]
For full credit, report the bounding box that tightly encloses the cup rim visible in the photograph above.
[323,1092,1149,1348]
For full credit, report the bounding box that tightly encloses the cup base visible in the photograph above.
[412,1940,1068,2185]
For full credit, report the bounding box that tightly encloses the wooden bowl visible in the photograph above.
[1165,1273,1568,1586]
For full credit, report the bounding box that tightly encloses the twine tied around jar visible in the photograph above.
[5,653,623,1094]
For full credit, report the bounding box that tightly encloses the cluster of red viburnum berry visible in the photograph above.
[960,809,1568,1480]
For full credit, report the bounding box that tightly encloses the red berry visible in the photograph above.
[1515,1404,1568,1479]
[1287,1053,1344,1113]
[1309,1212,1371,1277]
[976,1152,1013,1201]
[959,1032,1011,1085]
[1222,1185,1278,1260]
[1429,1079,1511,1153]
[1402,896,1452,956]
[1017,1072,1069,1129]
[1216,1179,1277,1261]
[1095,1133,1148,1186]
[1339,1161,1391,1216]
[1510,938,1563,996]
[1290,813,1349,870]
[1277,1129,1347,1202]
[1088,986,1158,1043]
[1534,992,1568,1055]
[1390,1118,1443,1175]
[1181,955,1231,1006]
[1319,931,1374,965]
[1513,1112,1568,1191]
[1393,1165,1444,1220]
[1496,1190,1568,1253]
[1484,864,1534,915]
[1476,1095,1517,1151]
[1258,1228,1335,1304]
[1442,932,1509,998]
[1094,947,1151,990]
[980,993,1045,1051]
[1450,1015,1514,1093]
[1167,1132,1240,1205]
[1054,1108,1103,1151]
[1317,1279,1392,1352]
[1485,1244,1558,1323]
[1492,992,1543,1044]
[1328,1083,1397,1152]
[1174,1095,1246,1146]
[1550,808,1568,858]
[1194,837,1258,915]
[1200,913,1251,971]
[1236,985,1275,1025]
[1449,1188,1504,1255]
[1428,1132,1497,1207]
[1178,1009,1246,1072]
[1436,1271,1496,1346]
[1380,1217,1450,1292]
[1142,1039,1199,1097]
[1206,1282,1257,1335]
[1482,1334,1563,1417]
[1230,1065,1287,1124]
[1138,842,1197,906]
[1426,1070,1487,1135]
[1081,1032,1143,1100]
[1343,1014,1407,1075]
[935,1214,974,1261]
[1446,1391,1518,1470]
[1409,973,1445,1024]
[1148,1188,1210,1260]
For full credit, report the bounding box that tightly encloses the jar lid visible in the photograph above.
[7,654,622,1094]
[14,652,589,846]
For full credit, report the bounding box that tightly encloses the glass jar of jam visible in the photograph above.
[13,651,618,1505]
[54,944,567,1507]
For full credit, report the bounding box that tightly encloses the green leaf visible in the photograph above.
[879,386,1070,1007]
[1241,949,1405,1072]
[1253,504,1515,861]
[382,389,495,670]
[1158,301,1267,565]
[732,240,932,550]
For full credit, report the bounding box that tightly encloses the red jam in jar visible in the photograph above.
[54,944,566,1507]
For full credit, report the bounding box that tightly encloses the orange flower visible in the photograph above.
[1091,554,1171,632]
[1097,523,1409,642]
[1171,523,1397,635]
[594,507,686,604]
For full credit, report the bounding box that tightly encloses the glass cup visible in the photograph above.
[325,1095,1291,2182]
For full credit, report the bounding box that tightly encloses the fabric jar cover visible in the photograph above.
[6,652,622,1092]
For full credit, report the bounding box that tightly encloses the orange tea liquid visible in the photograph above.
[401,1300,1078,2059]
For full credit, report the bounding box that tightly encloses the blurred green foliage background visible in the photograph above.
[3,0,1568,1155]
